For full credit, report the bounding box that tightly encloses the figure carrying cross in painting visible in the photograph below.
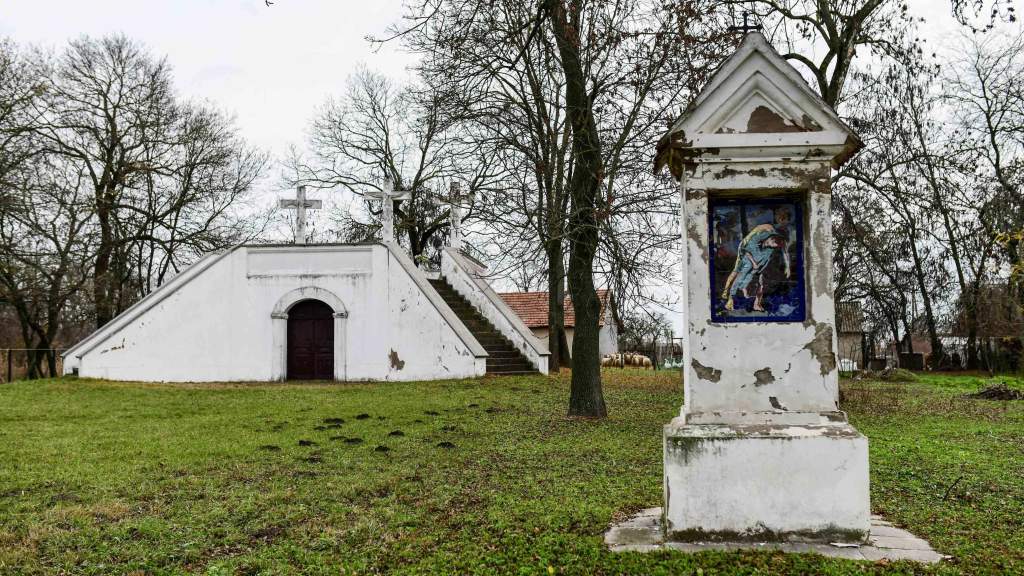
[711,199,803,322]
[721,206,792,312]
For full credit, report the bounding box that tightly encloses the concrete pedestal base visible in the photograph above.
[663,420,870,543]
[605,508,946,563]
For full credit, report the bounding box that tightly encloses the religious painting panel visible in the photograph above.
[709,196,805,322]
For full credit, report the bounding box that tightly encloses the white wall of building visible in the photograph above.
[524,322,618,358]
[63,244,487,382]
[598,306,619,357]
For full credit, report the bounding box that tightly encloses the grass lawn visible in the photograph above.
[1,370,1022,575]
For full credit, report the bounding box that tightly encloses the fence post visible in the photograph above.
[6,349,11,383]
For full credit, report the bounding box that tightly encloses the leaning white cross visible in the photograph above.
[365,176,411,244]
[279,185,322,245]
[430,182,470,250]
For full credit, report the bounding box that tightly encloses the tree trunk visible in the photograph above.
[546,238,569,372]
[906,227,942,368]
[93,202,115,328]
[46,348,57,377]
[547,0,606,417]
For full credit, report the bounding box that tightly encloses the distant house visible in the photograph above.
[836,301,866,371]
[498,290,621,357]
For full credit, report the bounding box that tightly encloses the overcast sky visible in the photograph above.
[1,0,970,168]
[0,1,1002,326]
[1,1,414,163]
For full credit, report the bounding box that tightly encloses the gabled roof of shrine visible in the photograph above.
[654,32,862,179]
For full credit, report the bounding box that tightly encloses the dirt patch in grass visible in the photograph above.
[841,380,1021,420]
[966,383,1024,400]
[856,367,918,382]
[249,524,285,544]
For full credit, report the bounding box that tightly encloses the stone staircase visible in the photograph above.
[428,278,539,375]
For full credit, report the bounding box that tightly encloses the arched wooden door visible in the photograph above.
[287,299,334,380]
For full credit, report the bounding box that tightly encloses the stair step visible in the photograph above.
[487,357,532,365]
[488,365,533,372]
[487,369,539,375]
[485,360,532,366]
[483,344,517,351]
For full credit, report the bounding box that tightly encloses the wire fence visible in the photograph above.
[0,349,65,383]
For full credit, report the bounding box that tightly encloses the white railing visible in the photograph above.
[441,248,550,373]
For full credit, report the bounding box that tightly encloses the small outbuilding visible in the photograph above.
[837,301,866,371]
[498,290,621,357]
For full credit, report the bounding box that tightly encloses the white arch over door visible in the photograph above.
[270,286,348,381]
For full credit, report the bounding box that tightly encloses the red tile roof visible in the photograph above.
[498,290,611,328]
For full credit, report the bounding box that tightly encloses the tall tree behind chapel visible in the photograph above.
[388,0,731,414]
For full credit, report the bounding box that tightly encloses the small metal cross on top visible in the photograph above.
[280,185,322,245]
[728,11,763,34]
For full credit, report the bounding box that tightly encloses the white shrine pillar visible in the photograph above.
[654,33,869,542]
[447,182,464,251]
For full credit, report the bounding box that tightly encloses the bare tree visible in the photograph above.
[619,309,672,364]
[723,0,1014,107]
[0,39,84,376]
[0,38,41,194]
[0,156,93,377]
[289,68,501,264]
[833,28,1023,370]
[380,5,577,368]
[535,0,728,415]
[389,0,728,414]
[946,31,1024,366]
[32,35,267,328]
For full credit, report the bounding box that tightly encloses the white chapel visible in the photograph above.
[62,184,549,382]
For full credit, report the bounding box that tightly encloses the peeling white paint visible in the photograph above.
[660,31,869,542]
[663,423,870,540]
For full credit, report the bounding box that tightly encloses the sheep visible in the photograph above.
[600,352,653,370]
[622,352,653,370]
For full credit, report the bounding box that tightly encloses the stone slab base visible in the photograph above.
[605,508,947,564]
[664,422,870,542]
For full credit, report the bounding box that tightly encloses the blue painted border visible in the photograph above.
[708,196,806,323]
